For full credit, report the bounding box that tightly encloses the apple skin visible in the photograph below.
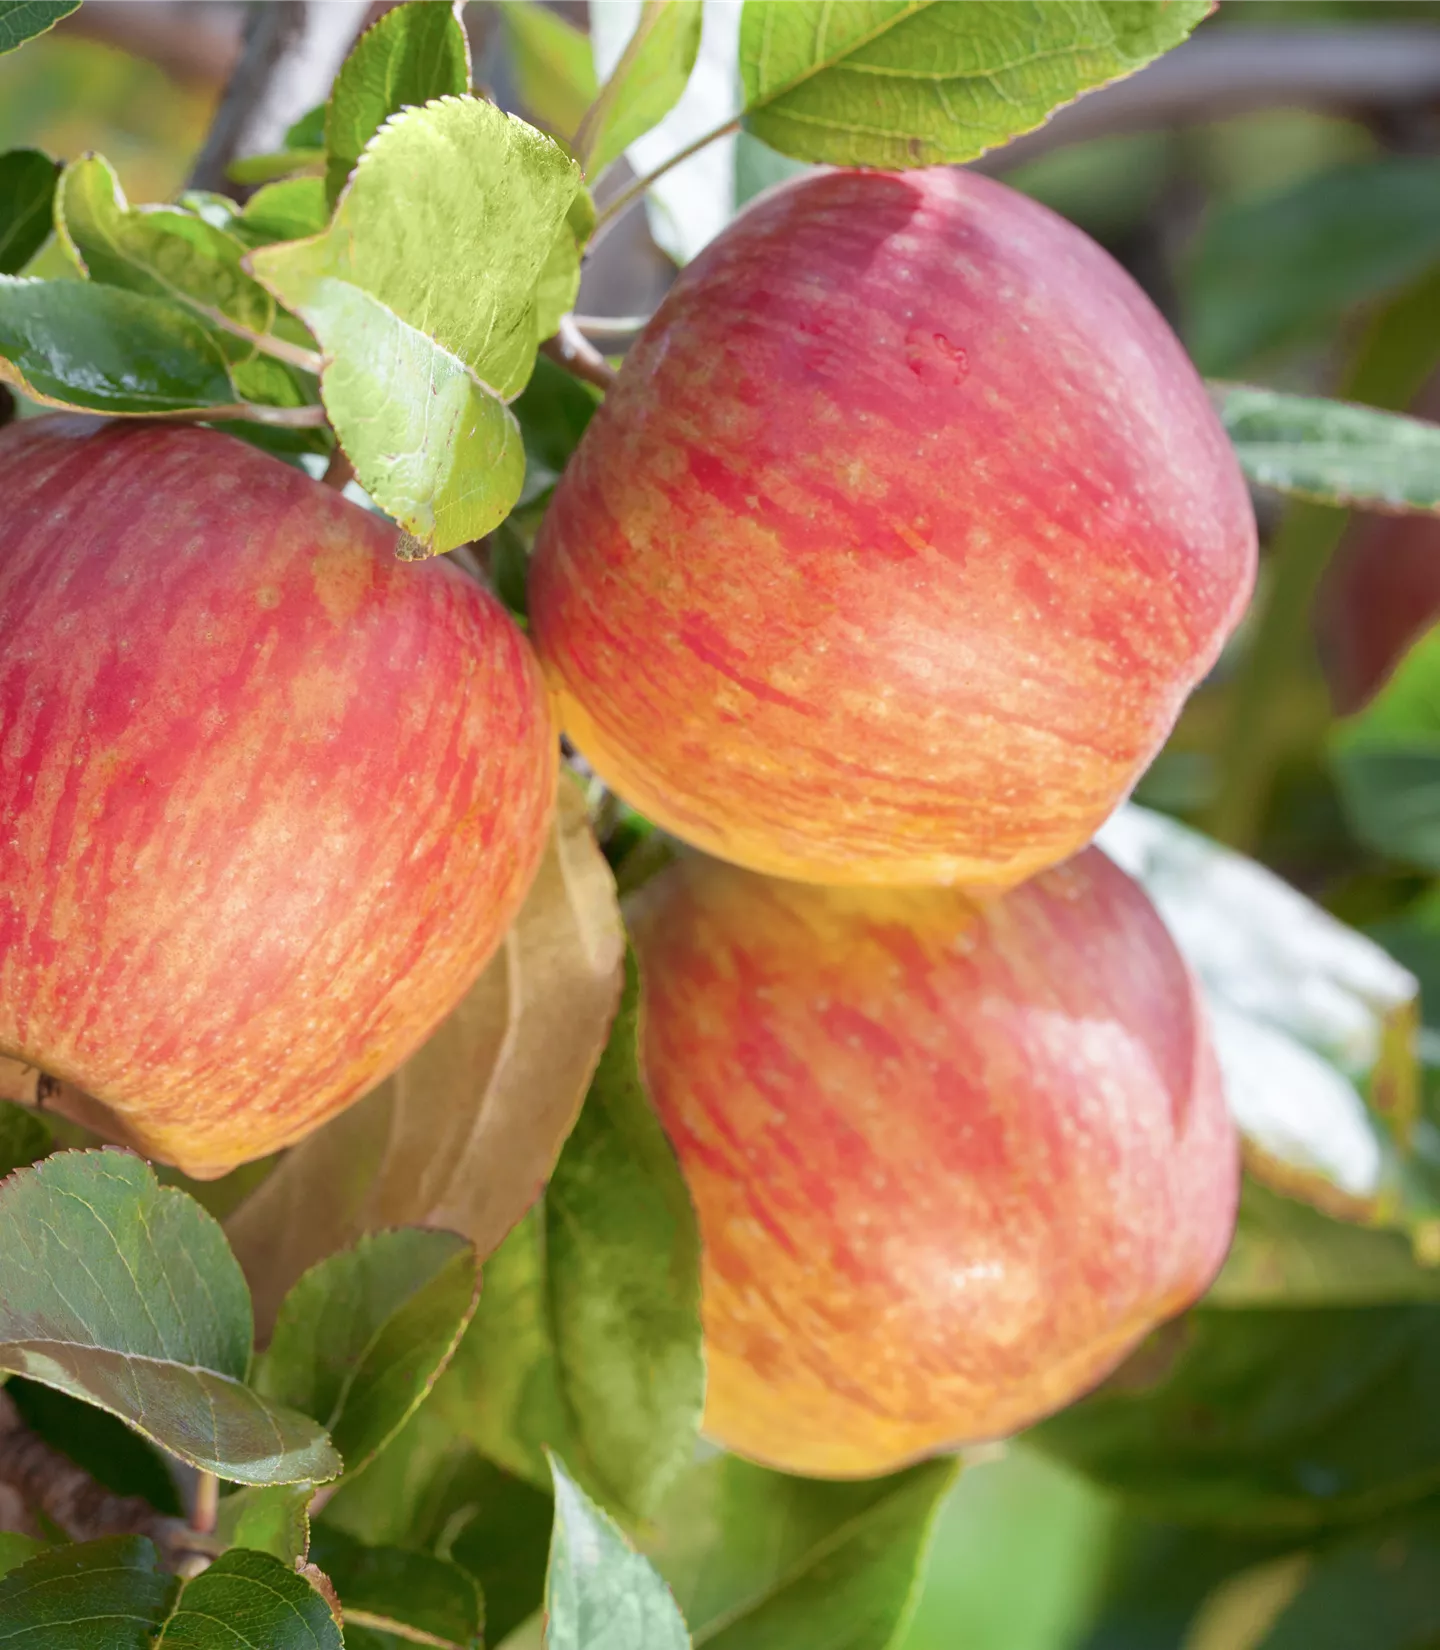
[530,167,1256,890]
[628,847,1238,1477]
[0,417,556,1178]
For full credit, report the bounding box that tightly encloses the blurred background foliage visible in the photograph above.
[10,2,1440,1645]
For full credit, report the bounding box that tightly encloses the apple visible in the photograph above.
[628,847,1238,1477]
[530,167,1256,890]
[0,417,556,1179]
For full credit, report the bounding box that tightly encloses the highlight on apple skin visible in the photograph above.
[530,166,1257,891]
[0,418,557,1179]
[627,847,1238,1479]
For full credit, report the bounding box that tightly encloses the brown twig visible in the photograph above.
[541,315,619,392]
[321,447,355,491]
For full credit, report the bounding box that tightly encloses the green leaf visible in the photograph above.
[435,955,704,1522]
[737,0,1210,168]
[286,104,327,150]
[249,96,579,555]
[0,0,78,56]
[650,1454,957,1649]
[547,1457,690,1650]
[1186,157,1440,375]
[57,153,275,336]
[214,1483,313,1565]
[0,148,58,274]
[160,1546,343,1648]
[227,149,325,187]
[255,1229,478,1484]
[1032,1305,1440,1529]
[7,1377,182,1516]
[1332,629,1440,874]
[1255,1506,1440,1649]
[231,178,330,247]
[500,0,597,139]
[0,1536,43,1580]
[514,350,600,505]
[445,1459,553,1647]
[0,276,240,413]
[0,1536,174,1648]
[575,2,702,176]
[1099,807,1427,1234]
[0,1151,339,1484]
[310,1526,481,1649]
[325,0,470,206]
[1215,385,1440,514]
[0,1099,51,1179]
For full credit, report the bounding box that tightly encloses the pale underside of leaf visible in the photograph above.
[229,778,625,1334]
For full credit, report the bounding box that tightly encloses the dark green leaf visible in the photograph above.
[1215,385,1440,514]
[0,1,79,56]
[651,1454,957,1649]
[1333,630,1440,873]
[0,1099,51,1179]
[286,104,327,150]
[158,1546,343,1648]
[0,277,239,413]
[1186,158,1440,375]
[1100,807,1425,1233]
[738,0,1210,168]
[325,0,470,205]
[445,1458,553,1647]
[310,1526,480,1649]
[7,1378,182,1516]
[250,96,579,555]
[0,1151,338,1484]
[0,149,58,274]
[214,1483,313,1565]
[0,1537,173,1648]
[255,1229,478,1484]
[575,1,702,176]
[436,955,704,1522]
[500,0,597,139]
[1032,1305,1440,1529]
[234,177,329,246]
[548,1456,690,1650]
[0,1535,43,1580]
[57,153,275,336]
[514,350,600,505]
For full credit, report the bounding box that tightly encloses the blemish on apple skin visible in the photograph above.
[256,585,281,610]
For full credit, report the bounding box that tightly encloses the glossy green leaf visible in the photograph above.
[0,0,78,56]
[324,0,470,205]
[0,1099,51,1179]
[250,96,579,555]
[0,276,240,413]
[547,1457,691,1650]
[7,1377,182,1516]
[651,1454,957,1649]
[738,0,1210,168]
[234,177,330,246]
[1216,385,1440,514]
[575,1,702,175]
[256,1229,478,1484]
[500,0,597,139]
[0,1536,174,1648]
[0,1151,338,1484]
[1032,1305,1440,1529]
[214,1483,313,1565]
[1186,157,1440,375]
[436,956,704,1522]
[0,148,58,274]
[57,153,275,336]
[159,1546,343,1648]
[1332,630,1440,874]
[310,1525,481,1649]
[1099,807,1426,1232]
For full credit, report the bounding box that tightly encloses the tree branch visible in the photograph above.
[542,316,619,392]
[186,0,372,195]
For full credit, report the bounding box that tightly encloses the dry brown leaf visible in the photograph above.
[227,775,626,1336]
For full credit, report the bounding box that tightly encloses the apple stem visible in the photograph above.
[542,316,619,392]
[322,446,355,491]
[191,1471,220,1537]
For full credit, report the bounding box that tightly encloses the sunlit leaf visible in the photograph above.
[228,778,625,1334]
[214,1483,313,1566]
[0,1151,338,1484]
[575,1,702,176]
[500,0,597,139]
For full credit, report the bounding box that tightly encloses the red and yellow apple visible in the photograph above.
[531,167,1256,889]
[628,848,1238,1477]
[0,417,555,1178]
